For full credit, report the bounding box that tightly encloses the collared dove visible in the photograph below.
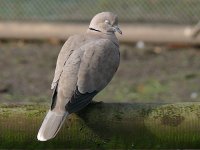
[37,12,122,141]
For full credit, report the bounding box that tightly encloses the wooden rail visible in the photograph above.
[0,22,200,44]
[0,102,200,149]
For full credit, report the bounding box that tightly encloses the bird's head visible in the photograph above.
[89,12,122,35]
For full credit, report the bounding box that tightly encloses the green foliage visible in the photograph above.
[96,78,169,102]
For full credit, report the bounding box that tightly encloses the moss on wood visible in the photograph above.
[0,102,200,149]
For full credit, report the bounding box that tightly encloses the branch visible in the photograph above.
[0,102,200,149]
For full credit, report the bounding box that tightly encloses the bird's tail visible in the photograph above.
[37,110,68,141]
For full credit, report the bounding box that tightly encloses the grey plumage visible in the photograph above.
[37,12,122,141]
[37,110,68,141]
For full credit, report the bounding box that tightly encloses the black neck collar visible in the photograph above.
[89,28,101,32]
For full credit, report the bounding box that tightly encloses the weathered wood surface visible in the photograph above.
[0,102,200,149]
[0,22,200,44]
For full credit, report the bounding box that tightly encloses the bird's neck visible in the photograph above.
[87,28,115,35]
[89,28,101,33]
[86,29,119,47]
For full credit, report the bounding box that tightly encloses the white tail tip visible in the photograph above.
[37,110,68,141]
[37,133,48,141]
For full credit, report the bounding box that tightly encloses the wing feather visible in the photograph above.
[77,39,120,93]
[52,38,120,113]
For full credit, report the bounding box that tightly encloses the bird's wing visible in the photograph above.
[51,38,119,113]
[51,35,84,90]
[66,39,120,113]
[78,39,120,92]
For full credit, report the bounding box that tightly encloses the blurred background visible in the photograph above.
[0,0,200,104]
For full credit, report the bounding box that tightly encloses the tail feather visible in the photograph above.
[37,110,68,141]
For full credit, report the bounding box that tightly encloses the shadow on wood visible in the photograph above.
[0,102,200,149]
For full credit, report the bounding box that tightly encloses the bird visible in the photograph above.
[37,12,122,141]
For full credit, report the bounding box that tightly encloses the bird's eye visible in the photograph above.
[105,20,110,24]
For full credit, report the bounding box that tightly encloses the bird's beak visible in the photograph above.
[114,26,122,35]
